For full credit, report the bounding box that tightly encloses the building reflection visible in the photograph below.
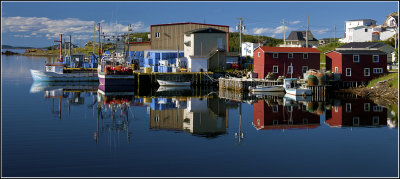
[252,97,321,130]
[325,98,387,128]
[149,96,234,138]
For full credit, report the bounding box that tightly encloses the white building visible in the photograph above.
[241,42,259,57]
[339,19,377,43]
[183,28,227,72]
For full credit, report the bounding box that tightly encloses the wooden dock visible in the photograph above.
[218,77,282,92]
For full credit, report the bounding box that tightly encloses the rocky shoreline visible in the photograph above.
[339,78,398,106]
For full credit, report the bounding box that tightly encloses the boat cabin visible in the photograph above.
[284,78,300,89]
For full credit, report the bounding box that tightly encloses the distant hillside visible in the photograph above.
[2,45,35,49]
[229,32,284,52]
[46,42,79,50]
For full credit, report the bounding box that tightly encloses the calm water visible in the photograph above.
[1,54,398,177]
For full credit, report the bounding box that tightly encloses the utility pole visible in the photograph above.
[54,34,63,62]
[237,17,246,56]
[93,23,96,54]
[98,23,101,58]
[334,24,336,42]
[306,14,309,48]
[282,18,286,46]
[69,35,72,56]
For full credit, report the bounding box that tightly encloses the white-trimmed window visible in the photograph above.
[288,53,294,59]
[353,55,359,62]
[334,67,338,73]
[258,52,260,57]
[364,68,370,76]
[303,53,308,59]
[346,103,351,112]
[288,66,293,74]
[273,53,278,58]
[287,106,293,112]
[346,68,352,76]
[272,105,278,113]
[302,66,308,74]
[155,32,160,38]
[373,68,383,74]
[364,103,370,112]
[353,117,360,126]
[373,55,379,63]
[372,116,380,125]
[334,106,338,112]
[273,66,278,73]
[273,120,279,125]
[373,105,383,112]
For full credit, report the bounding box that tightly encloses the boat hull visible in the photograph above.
[284,88,312,96]
[251,85,284,92]
[157,80,191,86]
[98,73,135,86]
[30,69,98,82]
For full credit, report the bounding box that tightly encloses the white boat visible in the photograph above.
[30,67,97,82]
[283,78,312,96]
[250,85,284,92]
[157,86,191,92]
[157,80,191,86]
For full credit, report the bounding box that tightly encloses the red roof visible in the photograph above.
[151,22,229,28]
[258,46,321,53]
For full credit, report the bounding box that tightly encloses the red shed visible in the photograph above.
[253,47,321,79]
[325,50,387,82]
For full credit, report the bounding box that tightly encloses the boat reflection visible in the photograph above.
[325,98,387,128]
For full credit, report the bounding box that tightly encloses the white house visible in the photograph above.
[183,28,227,72]
[241,42,259,57]
[279,31,318,48]
[339,19,377,43]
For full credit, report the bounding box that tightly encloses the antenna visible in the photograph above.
[282,18,286,46]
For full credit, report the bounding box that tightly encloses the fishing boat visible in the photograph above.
[253,91,286,98]
[283,78,312,96]
[156,85,191,92]
[97,53,135,86]
[157,79,191,86]
[30,34,98,82]
[249,85,284,92]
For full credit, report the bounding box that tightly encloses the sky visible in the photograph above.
[1,1,398,48]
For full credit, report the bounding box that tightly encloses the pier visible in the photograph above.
[218,77,282,92]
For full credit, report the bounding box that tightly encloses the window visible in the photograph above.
[373,55,379,63]
[272,105,278,113]
[273,53,278,58]
[353,55,359,62]
[346,103,351,112]
[364,103,370,112]
[302,66,308,74]
[372,116,380,125]
[258,52,260,57]
[353,117,360,126]
[365,28,368,32]
[288,53,294,59]
[288,66,293,74]
[364,68,370,76]
[303,53,308,59]
[273,66,278,73]
[373,68,383,74]
[334,67,338,73]
[373,105,383,112]
[346,68,352,76]
[155,32,160,38]
[287,106,293,112]
[273,120,279,125]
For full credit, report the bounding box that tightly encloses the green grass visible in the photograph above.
[367,72,399,89]
[317,42,345,70]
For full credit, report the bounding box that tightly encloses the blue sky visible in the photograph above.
[1,1,398,47]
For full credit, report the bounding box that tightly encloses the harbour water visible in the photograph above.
[1,54,398,177]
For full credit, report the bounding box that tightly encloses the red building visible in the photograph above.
[253,47,321,79]
[325,50,387,82]
[252,99,320,130]
[325,98,387,127]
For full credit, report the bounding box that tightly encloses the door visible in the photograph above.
[217,38,223,49]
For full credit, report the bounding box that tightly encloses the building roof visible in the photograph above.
[286,31,318,41]
[347,19,376,22]
[338,42,386,49]
[258,46,321,53]
[185,27,227,35]
[329,50,387,55]
[151,22,229,28]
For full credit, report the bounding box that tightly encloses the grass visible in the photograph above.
[317,42,345,71]
[367,72,399,89]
